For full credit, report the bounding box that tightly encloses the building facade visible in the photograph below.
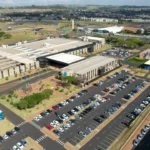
[61,56,119,82]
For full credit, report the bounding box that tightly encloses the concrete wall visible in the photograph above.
[35,61,40,68]
[0,72,2,79]
[20,65,25,73]
[25,64,30,71]
[14,66,20,74]
[2,70,9,78]
[9,68,14,76]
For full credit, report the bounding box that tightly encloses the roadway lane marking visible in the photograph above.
[89,124,96,129]
[96,136,100,140]
[89,143,92,147]
[70,139,78,144]
[74,136,82,141]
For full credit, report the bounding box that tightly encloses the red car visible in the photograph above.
[52,105,59,110]
[104,89,110,93]
[103,97,110,101]
[46,125,53,130]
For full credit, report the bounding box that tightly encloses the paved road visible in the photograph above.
[0,70,57,95]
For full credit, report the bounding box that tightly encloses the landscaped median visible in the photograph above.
[108,105,150,150]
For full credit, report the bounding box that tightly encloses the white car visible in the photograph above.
[71,109,77,114]
[143,101,149,105]
[37,114,42,119]
[137,134,143,140]
[3,134,9,140]
[33,117,40,122]
[11,129,17,135]
[13,145,20,150]
[60,101,66,106]
[140,103,146,108]
[53,120,60,126]
[16,142,24,149]
[58,127,64,133]
[62,114,69,120]
[50,122,57,127]
[66,123,71,128]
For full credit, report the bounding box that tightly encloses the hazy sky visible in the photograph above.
[1,0,150,6]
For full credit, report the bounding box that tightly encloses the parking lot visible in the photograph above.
[29,70,148,148]
[80,86,150,150]
[101,48,132,60]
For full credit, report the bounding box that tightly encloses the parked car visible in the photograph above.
[78,131,87,137]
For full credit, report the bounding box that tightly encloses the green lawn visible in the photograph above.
[128,57,148,64]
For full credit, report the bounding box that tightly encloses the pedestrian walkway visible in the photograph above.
[16,121,26,127]
[36,135,47,143]
[55,139,65,146]
[30,121,42,130]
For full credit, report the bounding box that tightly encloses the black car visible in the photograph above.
[100,114,108,119]
[6,131,13,137]
[53,130,60,136]
[47,109,52,113]
[123,95,130,100]
[57,119,63,124]
[94,117,103,123]
[40,112,46,116]
[14,127,20,132]
[126,114,136,120]
[0,136,3,143]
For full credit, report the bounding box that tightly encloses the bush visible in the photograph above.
[5,77,9,80]
[15,89,53,110]
[6,99,10,102]
[59,89,64,92]
[1,95,6,99]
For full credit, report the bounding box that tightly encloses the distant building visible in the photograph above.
[140,49,150,59]
[80,17,118,22]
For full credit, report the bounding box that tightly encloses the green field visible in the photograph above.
[128,56,148,64]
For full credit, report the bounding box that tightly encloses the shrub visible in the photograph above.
[6,99,10,102]
[59,89,64,92]
[5,77,9,80]
[1,95,6,99]
[15,89,53,110]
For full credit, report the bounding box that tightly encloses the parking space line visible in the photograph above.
[110,132,119,137]
[106,137,114,142]
[89,124,96,129]
[97,144,106,150]
[113,129,121,134]
[107,134,117,139]
[118,125,125,129]
[99,142,108,149]
[74,135,83,141]
[70,139,78,144]
[115,127,124,132]
[103,139,112,145]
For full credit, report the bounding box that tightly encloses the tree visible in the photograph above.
[4,34,12,39]
[0,32,5,39]
[136,29,142,35]
[63,34,70,39]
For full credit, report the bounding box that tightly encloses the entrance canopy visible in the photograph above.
[46,53,85,65]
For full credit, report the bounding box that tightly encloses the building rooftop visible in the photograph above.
[144,60,150,65]
[0,38,92,64]
[46,53,84,65]
[62,55,116,75]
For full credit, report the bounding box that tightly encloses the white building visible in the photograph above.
[61,55,119,82]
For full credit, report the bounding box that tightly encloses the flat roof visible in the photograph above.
[46,53,84,64]
[0,38,92,64]
[79,36,105,42]
[62,55,116,74]
[144,60,150,65]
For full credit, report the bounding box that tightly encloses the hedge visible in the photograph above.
[15,89,53,110]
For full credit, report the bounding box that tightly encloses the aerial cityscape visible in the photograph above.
[0,0,150,150]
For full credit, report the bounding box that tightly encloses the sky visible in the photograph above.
[1,0,150,6]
